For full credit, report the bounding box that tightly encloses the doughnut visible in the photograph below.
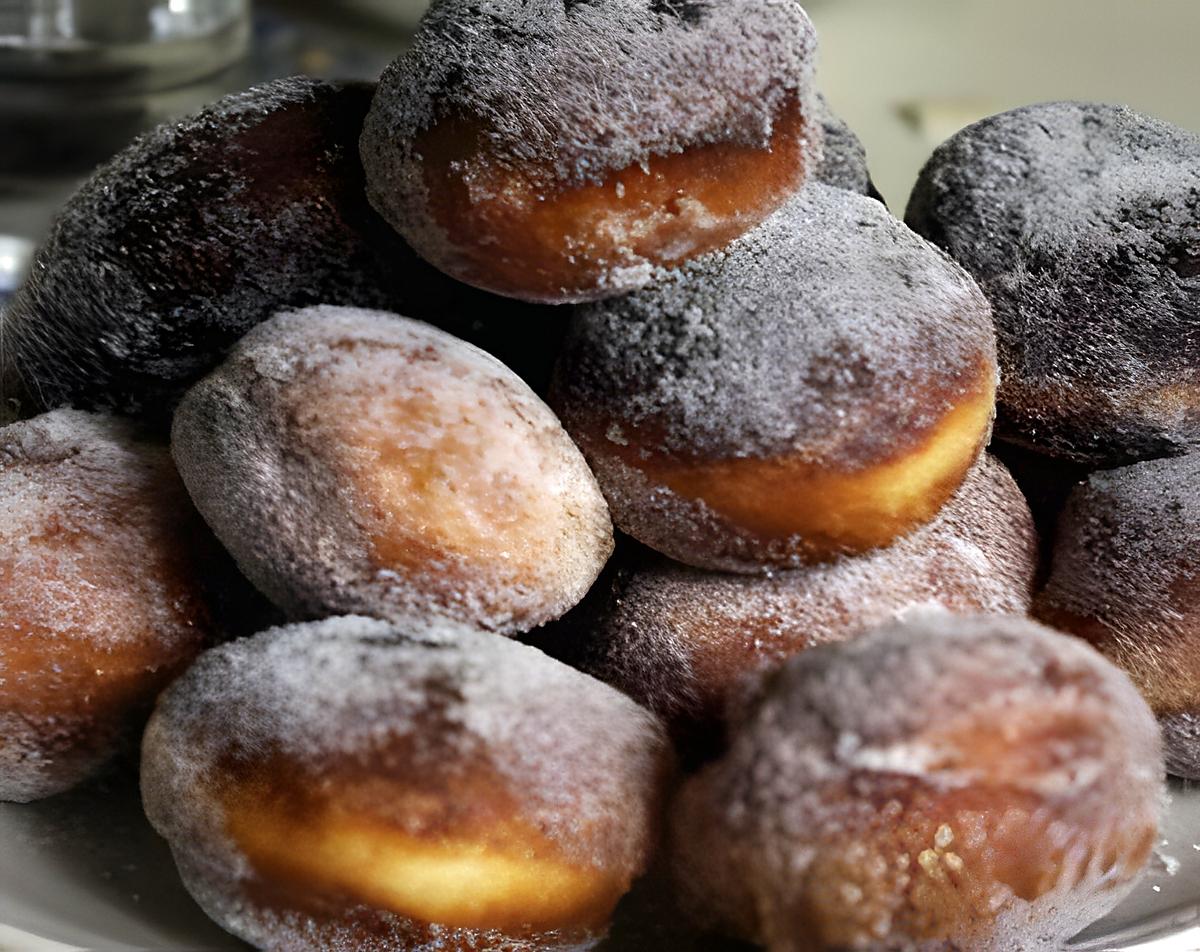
[141,615,674,952]
[0,77,408,421]
[171,305,613,634]
[552,184,998,572]
[814,95,883,201]
[360,0,821,304]
[0,410,231,802]
[1034,451,1200,779]
[668,613,1164,952]
[906,101,1200,466]
[531,454,1037,753]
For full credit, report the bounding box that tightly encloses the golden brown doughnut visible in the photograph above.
[532,454,1037,753]
[360,0,821,303]
[668,614,1164,952]
[142,616,674,951]
[553,184,997,572]
[0,410,229,802]
[171,305,613,634]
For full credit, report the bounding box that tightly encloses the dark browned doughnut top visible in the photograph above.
[0,77,403,421]
[1041,452,1200,624]
[361,0,818,193]
[556,183,994,465]
[906,101,1200,464]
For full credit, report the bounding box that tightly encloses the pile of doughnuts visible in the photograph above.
[906,101,1200,780]
[0,1,1192,950]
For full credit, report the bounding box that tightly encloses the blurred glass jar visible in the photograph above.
[0,0,251,176]
[0,0,250,89]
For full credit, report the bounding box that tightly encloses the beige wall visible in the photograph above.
[807,0,1200,209]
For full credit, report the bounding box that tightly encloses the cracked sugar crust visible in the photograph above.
[1035,451,1200,778]
[171,306,613,636]
[362,0,818,192]
[142,616,672,952]
[669,613,1164,952]
[906,101,1200,465]
[537,454,1036,746]
[0,410,223,801]
[0,76,406,422]
[556,183,995,464]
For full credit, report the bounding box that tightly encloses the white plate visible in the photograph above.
[1,761,1197,952]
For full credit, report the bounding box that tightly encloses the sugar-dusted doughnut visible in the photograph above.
[907,101,1200,465]
[172,306,613,634]
[0,410,231,802]
[553,184,997,572]
[1035,451,1200,778]
[0,77,416,422]
[142,616,674,951]
[532,454,1036,752]
[360,0,821,303]
[669,614,1163,952]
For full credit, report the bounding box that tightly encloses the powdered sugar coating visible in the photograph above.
[360,0,821,305]
[906,101,1200,465]
[669,613,1164,951]
[172,306,613,635]
[553,184,996,570]
[557,183,994,463]
[362,0,817,194]
[0,410,222,802]
[160,888,605,952]
[142,616,673,952]
[536,454,1036,747]
[0,77,406,422]
[1035,452,1200,778]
